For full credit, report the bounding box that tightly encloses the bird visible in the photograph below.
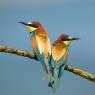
[19,21,51,80]
[48,34,80,91]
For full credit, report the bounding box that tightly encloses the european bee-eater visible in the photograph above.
[49,34,79,91]
[19,21,51,80]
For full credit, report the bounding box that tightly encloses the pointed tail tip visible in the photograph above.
[48,82,56,92]
[48,82,52,87]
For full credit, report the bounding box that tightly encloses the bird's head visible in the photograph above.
[58,34,80,46]
[19,21,41,33]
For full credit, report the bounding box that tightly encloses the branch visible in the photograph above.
[0,45,37,60]
[0,45,95,83]
[64,65,95,83]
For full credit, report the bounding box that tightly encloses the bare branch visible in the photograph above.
[0,45,95,83]
[64,65,95,83]
[0,45,37,60]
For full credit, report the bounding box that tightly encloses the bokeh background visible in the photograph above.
[0,0,95,95]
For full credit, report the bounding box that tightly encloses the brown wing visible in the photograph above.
[36,35,51,58]
[52,43,68,61]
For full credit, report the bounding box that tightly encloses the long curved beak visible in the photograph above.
[19,22,29,26]
[71,37,80,41]
[19,21,37,32]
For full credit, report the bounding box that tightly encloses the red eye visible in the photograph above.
[31,24,38,28]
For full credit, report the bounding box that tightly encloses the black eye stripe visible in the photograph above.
[63,39,71,41]
[28,24,38,28]
[63,38,80,41]
[31,24,38,28]
[28,24,32,26]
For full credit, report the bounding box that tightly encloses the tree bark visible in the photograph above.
[0,45,95,83]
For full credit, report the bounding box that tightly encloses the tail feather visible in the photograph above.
[43,58,51,81]
[43,71,49,80]
[53,68,60,90]
[48,68,61,92]
[41,58,51,81]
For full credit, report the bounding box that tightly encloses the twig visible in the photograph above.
[64,65,95,83]
[0,45,37,60]
[0,45,95,83]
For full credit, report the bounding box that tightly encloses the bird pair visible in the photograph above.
[19,21,79,92]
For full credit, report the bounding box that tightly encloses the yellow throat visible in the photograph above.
[26,26,37,32]
[64,40,72,46]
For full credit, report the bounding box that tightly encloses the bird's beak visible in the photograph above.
[63,37,80,46]
[70,37,80,41]
[19,21,37,32]
[19,22,28,26]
